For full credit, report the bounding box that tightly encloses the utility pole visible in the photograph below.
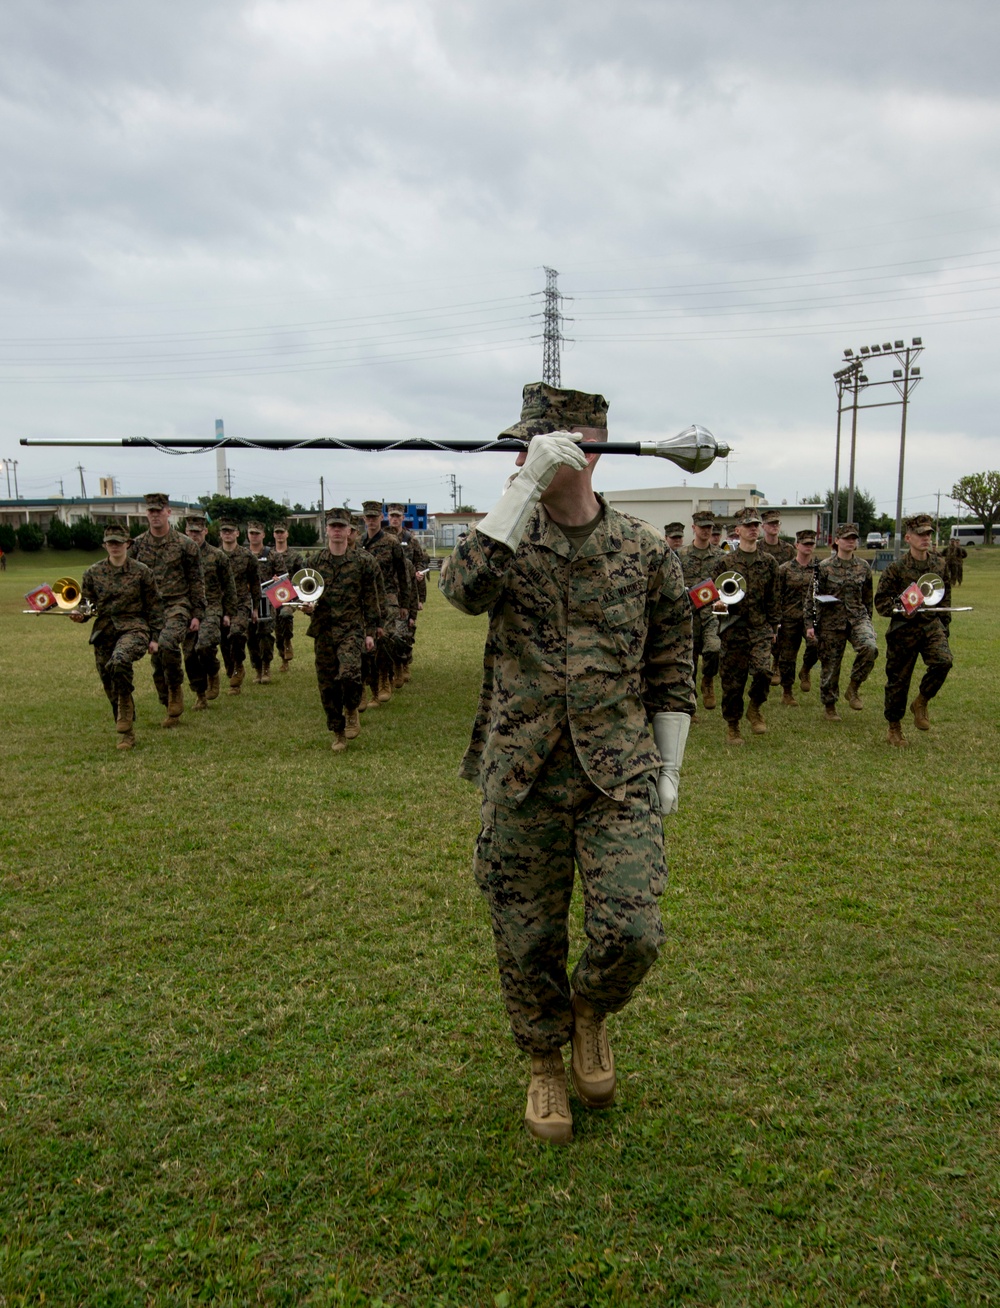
[935,489,941,546]
[456,484,463,511]
[533,267,572,387]
[2,460,10,497]
[215,418,229,496]
[77,463,87,497]
[12,460,19,498]
[447,472,457,511]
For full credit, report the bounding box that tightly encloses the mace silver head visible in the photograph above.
[638,424,730,473]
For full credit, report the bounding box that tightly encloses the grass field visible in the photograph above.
[1,547,998,1307]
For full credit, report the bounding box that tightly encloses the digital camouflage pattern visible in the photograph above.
[497,381,608,441]
[272,545,306,659]
[306,547,381,731]
[361,527,407,685]
[398,528,429,604]
[219,543,256,677]
[440,499,695,806]
[875,549,953,722]
[129,526,205,699]
[758,537,796,566]
[806,553,878,705]
[776,557,819,689]
[710,547,778,720]
[944,539,967,587]
[185,540,239,694]
[473,730,666,1053]
[676,541,724,675]
[247,546,277,671]
[80,556,162,713]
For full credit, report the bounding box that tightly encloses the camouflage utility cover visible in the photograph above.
[498,382,609,441]
[440,498,695,806]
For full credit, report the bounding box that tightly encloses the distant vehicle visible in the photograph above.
[950,523,1000,546]
[866,531,889,549]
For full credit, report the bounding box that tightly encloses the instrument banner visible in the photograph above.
[689,579,720,609]
[899,583,925,615]
[265,577,296,608]
[25,584,58,611]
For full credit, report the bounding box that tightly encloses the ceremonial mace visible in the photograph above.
[20,425,730,474]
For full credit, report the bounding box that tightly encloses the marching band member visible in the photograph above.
[75,519,162,751]
[217,518,257,694]
[182,515,238,710]
[804,523,877,722]
[271,520,306,673]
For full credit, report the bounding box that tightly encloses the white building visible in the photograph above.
[599,481,825,543]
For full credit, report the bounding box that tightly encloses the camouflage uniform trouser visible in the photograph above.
[777,618,819,690]
[247,618,275,672]
[693,608,720,682]
[275,609,295,660]
[473,730,667,1055]
[184,614,222,695]
[816,617,878,706]
[151,606,191,704]
[884,618,952,723]
[719,625,773,723]
[314,631,363,733]
[221,611,250,676]
[94,631,149,720]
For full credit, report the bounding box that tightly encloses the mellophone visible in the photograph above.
[891,573,972,615]
[259,568,325,615]
[22,576,94,617]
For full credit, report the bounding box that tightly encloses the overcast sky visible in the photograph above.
[2,0,998,521]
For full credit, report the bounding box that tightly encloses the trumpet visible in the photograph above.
[892,572,973,614]
[22,577,95,616]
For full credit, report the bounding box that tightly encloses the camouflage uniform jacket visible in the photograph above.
[248,547,278,615]
[198,540,239,618]
[777,557,817,623]
[710,549,779,632]
[399,529,429,603]
[305,548,381,641]
[759,538,796,566]
[361,529,408,606]
[875,550,952,634]
[676,542,725,589]
[271,547,306,585]
[440,499,696,806]
[81,556,162,646]
[129,527,205,620]
[220,544,257,618]
[805,555,873,630]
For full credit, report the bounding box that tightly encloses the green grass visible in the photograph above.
[1,548,999,1306]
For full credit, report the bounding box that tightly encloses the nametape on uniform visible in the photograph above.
[899,583,925,615]
[688,579,720,609]
[24,584,58,611]
[265,576,297,607]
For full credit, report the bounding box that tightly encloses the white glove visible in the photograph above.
[477,433,588,550]
[652,712,690,816]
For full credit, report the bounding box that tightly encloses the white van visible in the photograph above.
[950,524,999,546]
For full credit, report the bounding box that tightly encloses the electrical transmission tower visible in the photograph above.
[537,267,572,387]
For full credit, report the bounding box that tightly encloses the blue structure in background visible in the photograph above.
[383,501,427,530]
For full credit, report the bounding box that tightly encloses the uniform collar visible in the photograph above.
[529,494,622,559]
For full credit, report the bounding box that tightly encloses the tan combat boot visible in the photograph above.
[116,729,135,751]
[799,668,811,693]
[910,694,931,730]
[781,689,798,707]
[163,685,183,727]
[570,994,616,1108]
[261,663,272,684]
[726,720,744,746]
[887,721,907,746]
[280,657,291,673]
[116,693,135,733]
[344,708,361,740]
[524,1052,573,1144]
[377,672,392,703]
[285,640,294,660]
[229,664,245,694]
[193,692,208,711]
[392,667,405,689]
[823,704,842,722]
[330,732,348,752]
[770,666,781,687]
[700,676,716,709]
[746,701,767,735]
[401,663,411,684]
[207,674,220,700]
[845,681,864,710]
[253,668,263,684]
